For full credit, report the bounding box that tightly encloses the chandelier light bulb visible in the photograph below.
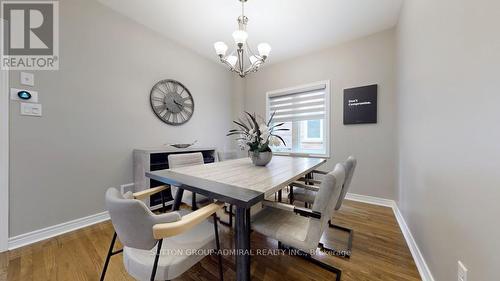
[214,41,228,56]
[258,43,271,58]
[232,30,248,45]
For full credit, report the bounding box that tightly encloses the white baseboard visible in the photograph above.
[8,211,109,250]
[345,192,394,207]
[391,201,435,281]
[346,192,435,281]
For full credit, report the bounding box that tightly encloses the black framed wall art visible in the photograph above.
[343,84,378,125]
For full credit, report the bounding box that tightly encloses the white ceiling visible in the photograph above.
[97,0,403,64]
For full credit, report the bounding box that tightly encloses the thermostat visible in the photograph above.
[10,88,38,103]
[18,91,31,100]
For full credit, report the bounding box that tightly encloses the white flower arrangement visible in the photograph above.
[227,112,288,154]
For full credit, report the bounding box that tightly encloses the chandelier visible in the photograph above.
[213,0,271,78]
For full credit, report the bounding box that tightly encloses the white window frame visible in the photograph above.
[0,55,9,251]
[301,119,324,142]
[266,80,331,158]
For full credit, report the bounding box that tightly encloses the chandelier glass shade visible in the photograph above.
[214,0,271,78]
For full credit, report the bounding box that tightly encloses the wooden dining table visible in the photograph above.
[146,155,326,281]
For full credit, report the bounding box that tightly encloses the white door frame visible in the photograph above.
[0,54,9,251]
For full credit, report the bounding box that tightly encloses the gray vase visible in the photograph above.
[249,151,273,166]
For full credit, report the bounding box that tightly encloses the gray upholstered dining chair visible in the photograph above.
[217,150,238,161]
[100,187,224,281]
[252,163,345,281]
[289,156,357,258]
[168,152,211,210]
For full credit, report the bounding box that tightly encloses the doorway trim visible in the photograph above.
[0,33,9,251]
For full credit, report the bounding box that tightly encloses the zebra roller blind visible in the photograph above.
[268,83,327,122]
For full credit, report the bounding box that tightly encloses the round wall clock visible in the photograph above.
[150,79,194,125]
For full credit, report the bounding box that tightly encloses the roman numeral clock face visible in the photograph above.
[150,79,194,125]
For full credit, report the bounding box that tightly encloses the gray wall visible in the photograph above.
[397,0,500,280]
[8,0,236,236]
[244,29,397,199]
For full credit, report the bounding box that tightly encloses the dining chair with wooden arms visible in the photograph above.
[100,187,224,281]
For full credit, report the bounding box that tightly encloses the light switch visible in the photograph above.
[20,72,35,86]
[20,103,42,117]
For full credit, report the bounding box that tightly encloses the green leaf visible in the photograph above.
[229,129,249,134]
[248,141,260,151]
[233,120,249,131]
[243,115,254,129]
[245,111,260,132]
[269,123,285,132]
[267,111,276,126]
[258,142,271,152]
[241,118,252,130]
[227,132,246,136]
[271,134,287,146]
[271,122,285,128]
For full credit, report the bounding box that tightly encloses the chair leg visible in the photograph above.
[305,171,315,185]
[307,253,342,281]
[172,187,184,211]
[317,220,353,258]
[100,232,123,281]
[191,192,198,210]
[219,204,233,227]
[160,191,167,213]
[213,214,224,281]
[150,239,163,281]
[278,242,341,281]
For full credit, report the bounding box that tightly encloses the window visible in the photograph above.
[266,81,330,157]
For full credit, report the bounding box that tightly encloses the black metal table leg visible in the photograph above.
[172,187,184,211]
[277,190,282,202]
[235,207,251,281]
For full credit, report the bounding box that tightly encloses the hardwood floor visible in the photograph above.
[0,200,421,281]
